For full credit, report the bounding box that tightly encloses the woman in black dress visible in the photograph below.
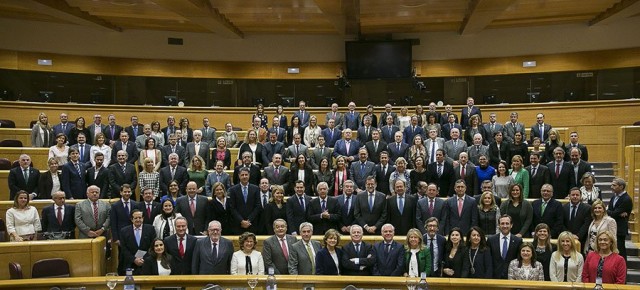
[533,223,556,281]
[209,182,230,235]
[264,185,287,235]
[465,226,492,278]
[68,116,91,146]
[441,227,469,277]
[286,115,305,147]
[508,131,530,168]
[409,156,428,194]
[314,157,334,195]
[288,153,315,196]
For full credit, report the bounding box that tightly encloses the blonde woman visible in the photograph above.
[188,155,208,194]
[403,228,431,278]
[509,155,530,198]
[477,191,500,235]
[31,112,54,147]
[398,107,411,132]
[6,190,41,241]
[550,231,584,282]
[90,132,112,168]
[584,199,616,254]
[579,173,601,205]
[303,115,322,148]
[138,157,160,199]
[582,231,626,284]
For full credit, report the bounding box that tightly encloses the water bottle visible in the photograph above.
[123,268,135,290]
[416,272,429,290]
[266,267,277,290]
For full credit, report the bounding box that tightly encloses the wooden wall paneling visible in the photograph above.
[618,126,640,178]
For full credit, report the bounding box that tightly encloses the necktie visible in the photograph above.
[57,206,63,225]
[429,239,435,272]
[321,199,326,212]
[437,164,443,177]
[296,145,299,156]
[92,202,99,226]
[430,142,436,163]
[398,196,404,215]
[368,193,374,212]
[458,198,463,216]
[355,243,360,255]
[374,141,378,152]
[281,238,289,261]
[383,165,387,176]
[540,125,544,141]
[171,167,176,179]
[262,194,268,208]
[124,201,130,216]
[242,187,248,203]
[555,163,560,178]
[178,237,185,258]
[79,144,84,162]
[146,203,151,219]
[345,141,350,153]
[461,165,465,179]
[397,143,401,151]
[429,199,434,215]
[491,124,495,131]
[134,228,141,247]
[502,237,508,260]
[123,143,127,152]
[190,198,196,217]
[306,243,315,274]
[360,162,365,176]
[110,126,115,138]
[612,195,619,207]
[121,164,126,174]
[274,166,279,178]
[299,196,305,210]
[133,127,138,137]
[172,146,176,153]
[366,127,369,137]
[570,205,577,221]
[386,243,391,254]
[346,196,351,213]
[23,168,29,181]
[541,202,547,216]
[62,124,66,132]
[531,166,537,177]
[75,163,81,175]
[211,242,218,260]
[216,174,221,183]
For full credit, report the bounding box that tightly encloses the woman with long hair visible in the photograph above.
[251,103,268,129]
[37,157,63,200]
[178,117,193,143]
[398,107,411,132]
[287,115,306,147]
[231,232,265,275]
[508,242,544,281]
[509,155,530,198]
[580,173,601,205]
[220,122,239,148]
[6,190,41,241]
[303,115,322,148]
[499,184,533,238]
[289,153,315,195]
[68,116,90,146]
[274,105,288,129]
[584,199,617,254]
[464,115,487,146]
[508,131,529,167]
[152,196,184,239]
[263,186,287,235]
[544,128,565,163]
[407,134,426,169]
[314,157,335,195]
[403,228,431,277]
[187,155,208,195]
[477,191,500,235]
[492,161,515,199]
[90,132,112,168]
[138,137,161,172]
[409,156,428,194]
[150,121,165,147]
[142,239,173,275]
[238,129,267,167]
[48,133,69,166]
[441,227,469,277]
[209,182,231,235]
[414,105,427,127]
[31,112,54,148]
[465,226,492,278]
[532,223,555,281]
[315,229,343,275]
[582,231,626,284]
[550,231,584,282]
[332,156,350,196]
[211,136,232,170]
[138,157,160,199]
[165,180,182,202]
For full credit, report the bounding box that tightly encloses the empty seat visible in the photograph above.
[8,262,23,279]
[232,126,243,131]
[0,139,23,147]
[0,119,16,128]
[29,120,37,128]
[0,158,10,170]
[0,218,6,242]
[31,258,70,278]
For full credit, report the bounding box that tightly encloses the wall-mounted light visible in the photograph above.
[287,67,300,74]
[37,59,52,66]
[522,61,537,68]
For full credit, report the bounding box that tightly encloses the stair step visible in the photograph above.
[590,162,616,167]
[627,270,640,284]
[592,168,614,175]
[628,256,640,269]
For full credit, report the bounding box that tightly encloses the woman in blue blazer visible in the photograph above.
[315,229,343,275]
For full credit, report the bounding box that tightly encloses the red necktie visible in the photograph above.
[178,237,185,258]
[555,163,560,178]
[92,202,99,226]
[57,206,63,225]
[281,238,289,261]
[146,204,151,219]
[458,198,463,217]
[429,199,434,215]
[461,166,465,179]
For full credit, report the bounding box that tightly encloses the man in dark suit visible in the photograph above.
[488,214,523,279]
[374,151,395,196]
[161,134,186,167]
[175,182,210,235]
[228,168,261,234]
[88,114,107,145]
[332,129,360,164]
[483,113,504,144]
[337,180,357,235]
[110,184,135,244]
[365,129,387,164]
[111,131,137,165]
[8,154,40,200]
[342,102,361,131]
[439,104,458,126]
[526,152,551,199]
[108,150,138,200]
[137,188,160,225]
[308,136,333,169]
[118,209,156,275]
[386,131,409,163]
[285,180,312,235]
[70,133,92,167]
[380,115,400,144]
[287,222,322,275]
[547,147,574,199]
[460,97,482,129]
[531,184,565,238]
[403,116,425,145]
[454,152,478,197]
[61,148,87,199]
[423,217,446,276]
[566,131,589,161]
[263,131,285,166]
[379,104,398,128]
[184,130,209,168]
[350,148,376,191]
[306,182,341,235]
[86,152,110,198]
[52,112,74,139]
[608,178,633,259]
[416,183,446,235]
[427,149,455,197]
[357,115,374,144]
[443,180,478,234]
[321,118,342,148]
[564,188,591,251]
[192,220,233,274]
[262,154,290,191]
[354,177,388,235]
[386,179,416,235]
[293,100,311,127]
[341,225,376,276]
[262,218,297,274]
[268,116,287,143]
[233,152,262,186]
[124,115,143,141]
[104,114,123,146]
[41,191,76,238]
[161,116,177,146]
[442,114,462,141]
[163,217,197,274]
[568,147,592,188]
[502,112,526,144]
[158,153,189,197]
[530,113,552,143]
[372,223,404,276]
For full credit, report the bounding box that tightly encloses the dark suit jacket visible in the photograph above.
[263,141,285,165]
[380,125,400,144]
[158,165,189,197]
[463,125,488,146]
[565,143,589,162]
[308,146,333,169]
[563,202,591,249]
[209,148,231,170]
[336,194,355,233]
[386,194,417,235]
[442,123,462,141]
[61,162,87,199]
[186,141,211,168]
[349,161,376,190]
[332,139,360,160]
[285,194,312,234]
[454,163,479,197]
[357,126,374,144]
[315,247,343,275]
[41,204,76,236]
[118,224,156,275]
[108,162,137,199]
[53,122,74,137]
[69,143,92,166]
[192,236,233,274]
[569,160,592,188]
[607,192,633,236]
[262,165,290,190]
[416,198,446,235]
[460,106,481,129]
[8,166,40,200]
[286,126,305,146]
[341,241,376,275]
[142,255,173,275]
[136,201,161,225]
[37,171,62,200]
[547,161,574,199]
[232,164,262,186]
[525,164,551,199]
[112,141,138,165]
[161,145,187,167]
[125,125,144,141]
[372,241,404,276]
[386,142,409,162]
[488,141,510,169]
[439,112,458,126]
[163,234,198,275]
[374,163,395,195]
[228,183,261,234]
[110,199,135,242]
[365,140,387,164]
[175,195,210,235]
[353,191,388,234]
[342,111,361,131]
[531,198,565,238]
[427,162,455,197]
[104,125,123,145]
[268,127,287,143]
[488,233,522,279]
[161,126,178,145]
[287,167,315,195]
[321,127,342,148]
[306,197,341,235]
[86,166,110,198]
[423,234,446,276]
[442,195,478,234]
[530,123,552,143]
[88,123,107,144]
[403,125,425,145]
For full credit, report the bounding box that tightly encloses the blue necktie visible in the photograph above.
[398,196,404,215]
[501,237,508,260]
[134,228,141,247]
[242,186,248,203]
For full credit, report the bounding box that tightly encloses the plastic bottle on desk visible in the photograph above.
[416,272,429,290]
[266,267,277,290]
[123,268,135,290]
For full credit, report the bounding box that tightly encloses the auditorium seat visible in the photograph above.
[0,158,10,170]
[232,126,243,131]
[0,120,15,128]
[0,139,23,147]
[8,262,23,279]
[29,120,37,128]
[0,218,6,242]
[31,258,70,278]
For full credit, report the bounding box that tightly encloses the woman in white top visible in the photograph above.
[48,133,69,166]
[142,238,173,275]
[139,137,162,172]
[6,190,41,241]
[303,115,322,148]
[584,199,617,254]
[150,121,165,147]
[90,133,111,168]
[231,232,265,275]
[397,107,411,132]
[389,157,411,195]
[508,242,544,281]
[153,197,184,239]
[550,231,584,282]
[492,161,515,198]
[139,157,161,200]
[579,173,601,205]
[37,157,62,200]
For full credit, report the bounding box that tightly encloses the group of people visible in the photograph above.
[4,99,633,284]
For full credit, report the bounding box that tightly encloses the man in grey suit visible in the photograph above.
[325,103,344,130]
[262,153,290,191]
[200,117,217,147]
[443,180,478,234]
[88,114,107,145]
[161,133,186,167]
[416,183,446,235]
[74,185,110,239]
[262,219,297,274]
[424,129,445,164]
[185,129,210,168]
[350,148,376,191]
[354,176,388,235]
[467,133,489,165]
[285,133,308,163]
[288,222,321,275]
[192,220,233,274]
[308,135,333,169]
[263,131,286,166]
[502,112,526,144]
[135,124,159,150]
[443,128,467,161]
[483,113,504,144]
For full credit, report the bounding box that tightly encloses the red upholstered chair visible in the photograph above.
[31,258,70,278]
[8,262,23,279]
[0,139,23,147]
